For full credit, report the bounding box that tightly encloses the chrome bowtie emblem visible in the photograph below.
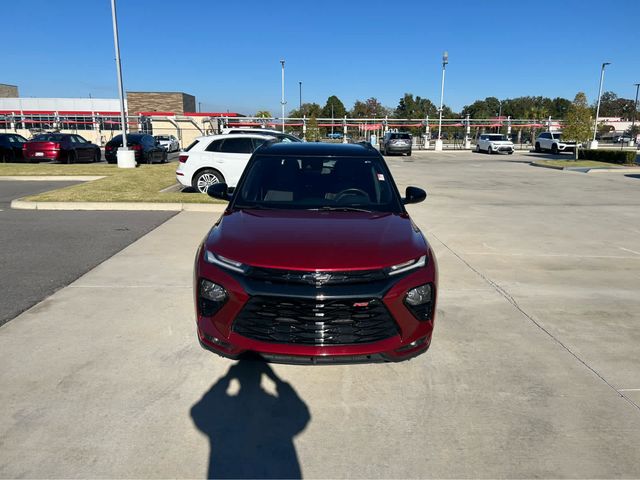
[301,272,332,285]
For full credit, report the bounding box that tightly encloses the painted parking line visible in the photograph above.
[618,246,640,256]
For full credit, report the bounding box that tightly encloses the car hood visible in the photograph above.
[489,140,513,145]
[204,209,427,270]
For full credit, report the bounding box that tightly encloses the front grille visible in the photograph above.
[247,267,387,286]
[233,296,398,345]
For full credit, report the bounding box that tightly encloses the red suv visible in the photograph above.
[195,142,438,363]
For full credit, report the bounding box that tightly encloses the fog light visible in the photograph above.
[199,279,228,317]
[200,279,227,302]
[406,284,432,306]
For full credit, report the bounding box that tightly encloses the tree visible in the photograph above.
[350,97,390,118]
[562,92,593,144]
[321,96,347,119]
[288,103,322,118]
[394,93,438,119]
[596,91,636,119]
[255,110,271,118]
[305,115,320,141]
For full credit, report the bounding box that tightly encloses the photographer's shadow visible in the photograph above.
[191,359,311,479]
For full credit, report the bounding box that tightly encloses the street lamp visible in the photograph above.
[435,50,448,151]
[280,60,286,133]
[630,83,640,147]
[109,0,135,168]
[299,81,302,114]
[591,62,611,149]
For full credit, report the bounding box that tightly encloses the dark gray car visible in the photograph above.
[380,132,412,156]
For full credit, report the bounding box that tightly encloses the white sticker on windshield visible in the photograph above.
[377,174,385,181]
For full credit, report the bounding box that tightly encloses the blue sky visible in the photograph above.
[3,0,639,115]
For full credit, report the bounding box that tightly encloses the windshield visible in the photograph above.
[155,136,170,140]
[233,155,402,213]
[390,133,411,139]
[33,134,65,141]
[487,135,507,141]
[552,133,562,139]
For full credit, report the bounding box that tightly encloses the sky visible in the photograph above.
[3,0,639,115]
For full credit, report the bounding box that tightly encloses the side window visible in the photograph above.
[205,140,222,152]
[252,138,269,150]
[74,135,87,144]
[219,137,254,154]
[68,136,78,144]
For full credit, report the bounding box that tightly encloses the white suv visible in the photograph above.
[534,132,577,154]
[475,134,514,154]
[176,134,274,193]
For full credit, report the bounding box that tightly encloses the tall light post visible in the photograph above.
[280,60,286,133]
[298,81,302,113]
[331,103,334,136]
[110,0,135,167]
[591,62,611,149]
[630,83,640,147]
[435,50,448,151]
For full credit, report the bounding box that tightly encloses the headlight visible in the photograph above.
[404,283,434,321]
[198,279,227,316]
[387,255,426,276]
[205,251,247,274]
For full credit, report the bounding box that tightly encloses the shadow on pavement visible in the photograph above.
[625,174,640,179]
[191,359,310,479]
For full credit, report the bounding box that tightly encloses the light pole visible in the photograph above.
[630,83,640,147]
[591,62,611,149]
[331,103,334,136]
[280,60,286,133]
[497,100,502,133]
[299,81,302,114]
[198,102,201,113]
[110,0,135,168]
[435,51,448,151]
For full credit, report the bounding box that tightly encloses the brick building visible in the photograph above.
[126,91,196,115]
[0,84,19,98]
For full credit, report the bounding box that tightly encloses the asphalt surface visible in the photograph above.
[0,181,176,326]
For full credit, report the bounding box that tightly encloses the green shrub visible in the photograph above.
[578,149,637,165]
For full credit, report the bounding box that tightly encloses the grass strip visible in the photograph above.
[0,163,221,204]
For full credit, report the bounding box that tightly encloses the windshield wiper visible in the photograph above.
[308,206,373,213]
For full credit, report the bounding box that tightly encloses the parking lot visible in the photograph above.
[1,150,639,478]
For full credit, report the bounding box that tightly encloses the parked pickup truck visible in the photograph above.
[534,132,578,154]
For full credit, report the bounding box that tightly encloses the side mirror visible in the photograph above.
[207,183,232,201]
[402,186,426,205]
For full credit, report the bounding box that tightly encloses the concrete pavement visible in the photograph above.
[1,151,640,478]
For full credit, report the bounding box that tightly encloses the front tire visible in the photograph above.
[406,150,412,156]
[193,169,225,194]
[551,144,559,154]
[535,142,541,152]
[94,150,101,163]
[67,151,76,164]
[487,146,493,154]
[475,144,480,152]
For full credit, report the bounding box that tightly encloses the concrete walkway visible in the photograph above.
[2,152,640,478]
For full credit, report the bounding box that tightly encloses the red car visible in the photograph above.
[195,142,438,363]
[23,133,101,163]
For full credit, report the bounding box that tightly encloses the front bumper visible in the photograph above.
[194,247,438,364]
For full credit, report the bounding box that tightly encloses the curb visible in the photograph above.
[10,199,226,212]
[0,176,106,181]
[530,162,640,173]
